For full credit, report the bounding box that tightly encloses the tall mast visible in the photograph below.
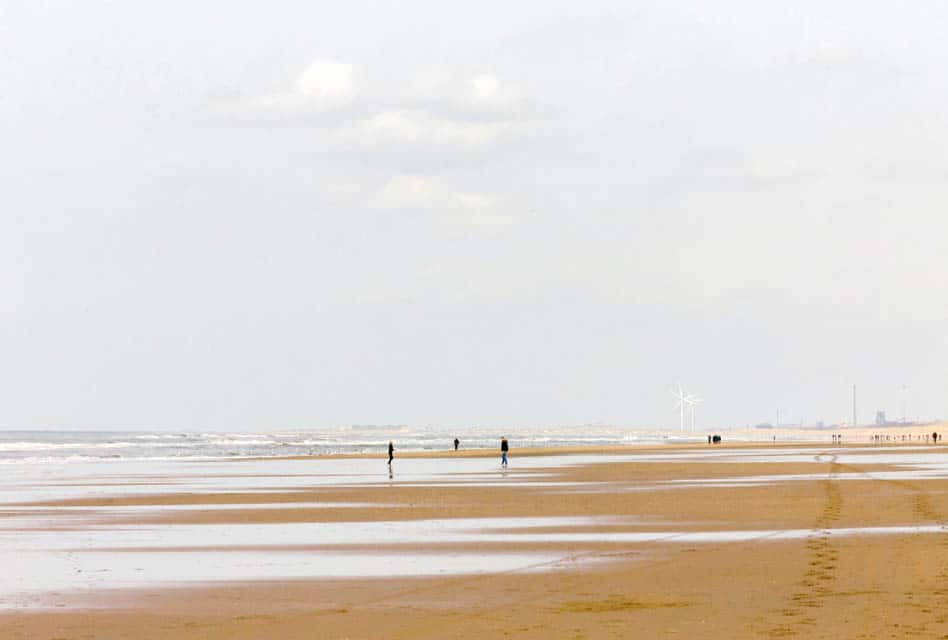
[852,385,857,427]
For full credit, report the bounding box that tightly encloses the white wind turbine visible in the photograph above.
[671,383,694,432]
[671,383,703,432]
[687,394,703,432]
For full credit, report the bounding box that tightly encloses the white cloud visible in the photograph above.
[455,192,494,210]
[465,73,519,110]
[379,174,508,230]
[406,70,522,113]
[248,59,357,112]
[470,74,500,101]
[297,60,356,105]
[381,174,496,210]
[233,64,527,154]
[352,108,520,150]
[380,174,443,208]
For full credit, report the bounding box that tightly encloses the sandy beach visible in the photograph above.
[3,435,948,639]
[10,1,948,637]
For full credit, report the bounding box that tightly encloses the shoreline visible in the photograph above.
[243,435,947,461]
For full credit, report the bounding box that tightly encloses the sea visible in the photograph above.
[0,426,721,464]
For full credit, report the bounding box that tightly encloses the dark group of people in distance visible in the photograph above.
[386,437,510,466]
[870,432,942,443]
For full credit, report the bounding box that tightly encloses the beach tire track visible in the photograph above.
[831,459,948,638]
[763,455,842,638]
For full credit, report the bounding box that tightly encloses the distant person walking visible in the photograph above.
[501,437,509,467]
[454,438,460,451]
[388,441,394,465]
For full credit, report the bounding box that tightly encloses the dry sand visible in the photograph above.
[3,440,948,639]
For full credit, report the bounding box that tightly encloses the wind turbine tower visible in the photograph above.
[688,395,703,432]
[672,383,686,432]
[852,385,857,427]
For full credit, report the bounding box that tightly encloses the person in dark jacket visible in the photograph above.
[454,438,460,451]
[388,441,394,465]
[501,437,509,467]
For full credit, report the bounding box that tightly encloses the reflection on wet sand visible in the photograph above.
[2,444,948,611]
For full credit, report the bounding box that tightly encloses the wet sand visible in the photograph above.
[3,440,948,638]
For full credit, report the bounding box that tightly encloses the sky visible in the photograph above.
[2,1,947,431]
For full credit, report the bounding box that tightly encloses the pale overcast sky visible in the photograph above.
[2,1,947,430]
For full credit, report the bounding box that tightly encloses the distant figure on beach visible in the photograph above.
[388,441,394,465]
[934,432,939,444]
[454,438,460,451]
[708,435,712,444]
[501,437,509,467]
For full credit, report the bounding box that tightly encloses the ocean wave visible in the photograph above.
[0,427,693,463]
[0,442,137,452]
[0,454,235,465]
